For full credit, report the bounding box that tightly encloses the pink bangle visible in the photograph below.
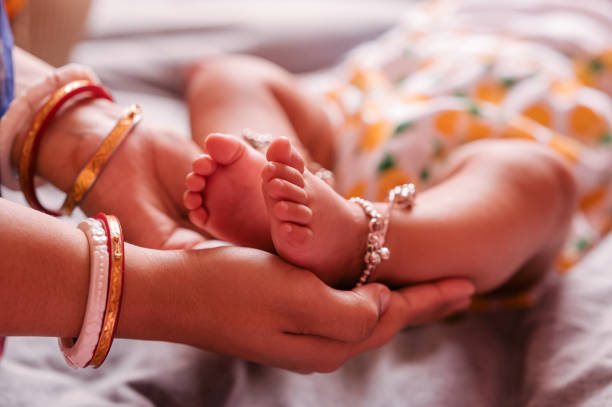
[58,217,109,369]
[0,64,102,190]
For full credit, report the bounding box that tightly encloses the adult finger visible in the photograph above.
[396,278,475,326]
[410,297,472,325]
[350,278,475,353]
[274,278,473,373]
[285,279,391,343]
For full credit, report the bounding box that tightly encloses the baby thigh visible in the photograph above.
[186,55,334,167]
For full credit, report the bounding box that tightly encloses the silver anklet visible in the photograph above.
[350,183,416,287]
[307,162,336,188]
[242,128,273,151]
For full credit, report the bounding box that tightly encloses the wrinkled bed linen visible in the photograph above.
[2,235,612,406]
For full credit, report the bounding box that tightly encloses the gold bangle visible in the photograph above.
[88,214,125,368]
[19,80,114,216]
[60,104,142,216]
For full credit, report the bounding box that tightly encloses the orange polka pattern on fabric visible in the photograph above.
[523,104,552,128]
[313,0,612,311]
[474,81,507,104]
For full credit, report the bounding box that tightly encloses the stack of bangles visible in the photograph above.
[0,64,142,215]
[60,213,125,369]
[0,64,139,368]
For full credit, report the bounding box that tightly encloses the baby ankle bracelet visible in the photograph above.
[350,183,416,287]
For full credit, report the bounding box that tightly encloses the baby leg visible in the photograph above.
[185,55,335,167]
[375,139,577,293]
[262,137,577,292]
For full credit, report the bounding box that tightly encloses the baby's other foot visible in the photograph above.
[261,137,367,287]
[184,133,272,250]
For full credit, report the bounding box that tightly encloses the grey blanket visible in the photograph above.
[2,235,612,406]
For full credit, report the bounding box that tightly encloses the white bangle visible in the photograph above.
[0,64,101,190]
[58,217,109,369]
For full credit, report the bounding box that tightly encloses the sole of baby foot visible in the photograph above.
[184,132,273,251]
[262,137,368,288]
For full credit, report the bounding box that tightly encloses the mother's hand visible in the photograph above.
[125,246,475,373]
[82,121,207,249]
[35,99,206,249]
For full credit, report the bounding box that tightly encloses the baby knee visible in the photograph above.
[187,55,291,95]
[479,140,578,219]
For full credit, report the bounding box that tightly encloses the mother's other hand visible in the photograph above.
[123,246,475,373]
[29,98,206,249]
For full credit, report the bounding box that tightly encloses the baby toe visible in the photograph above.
[279,222,312,245]
[266,178,308,204]
[286,145,306,174]
[266,137,292,163]
[266,137,304,173]
[205,133,247,165]
[183,190,203,210]
[193,154,217,175]
[185,172,206,191]
[273,201,312,225]
[188,207,209,229]
[261,162,305,188]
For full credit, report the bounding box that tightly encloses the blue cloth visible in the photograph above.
[0,0,13,193]
[0,0,14,118]
[0,0,12,188]
[0,1,13,355]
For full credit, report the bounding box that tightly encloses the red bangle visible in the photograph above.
[18,80,114,216]
[87,213,125,368]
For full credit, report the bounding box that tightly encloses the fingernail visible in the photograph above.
[380,290,391,314]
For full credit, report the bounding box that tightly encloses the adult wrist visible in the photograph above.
[10,98,124,193]
[114,244,165,341]
[114,246,204,345]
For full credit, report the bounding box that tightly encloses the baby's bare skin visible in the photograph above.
[258,136,576,292]
[184,133,272,251]
[185,56,577,294]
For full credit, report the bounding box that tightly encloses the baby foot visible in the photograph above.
[184,133,272,250]
[261,137,368,287]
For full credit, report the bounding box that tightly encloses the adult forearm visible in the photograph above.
[0,198,89,337]
[6,48,201,250]
[0,197,164,341]
[10,47,125,192]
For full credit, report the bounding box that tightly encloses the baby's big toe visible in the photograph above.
[266,137,305,173]
[205,133,246,165]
